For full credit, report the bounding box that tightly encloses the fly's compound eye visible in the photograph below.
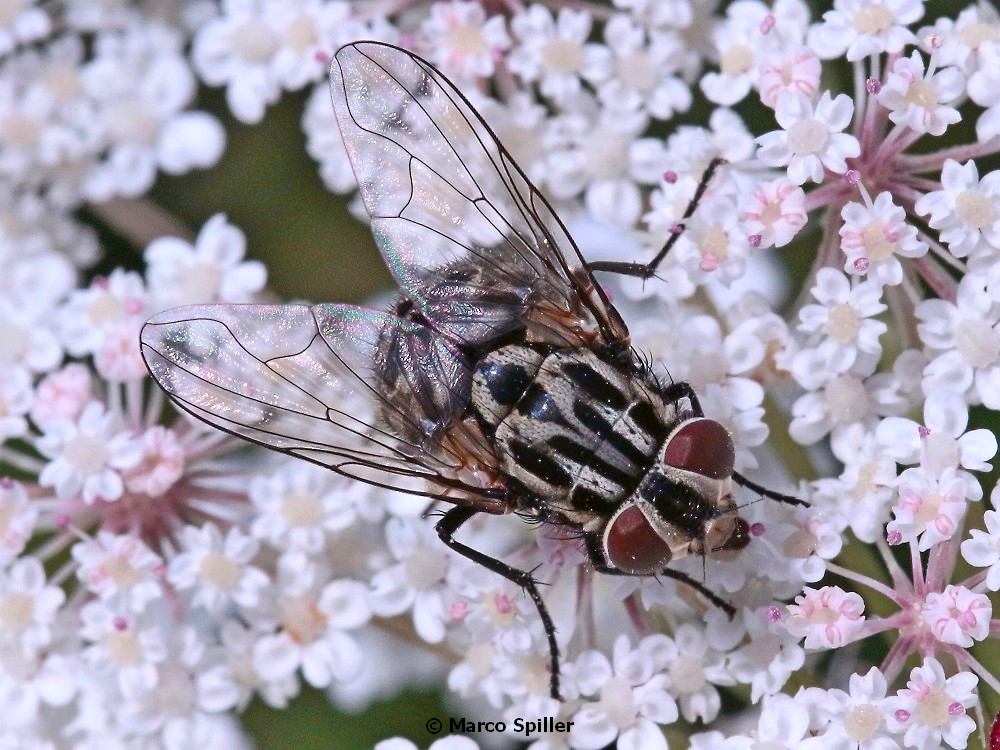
[719,517,750,552]
[603,504,672,575]
[662,418,735,480]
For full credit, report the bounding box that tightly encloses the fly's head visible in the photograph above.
[600,417,749,576]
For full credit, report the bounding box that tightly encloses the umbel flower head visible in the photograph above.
[0,0,998,748]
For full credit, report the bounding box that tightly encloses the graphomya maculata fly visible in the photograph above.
[141,41,805,700]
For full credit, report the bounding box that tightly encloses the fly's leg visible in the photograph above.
[435,506,563,700]
[660,380,703,417]
[592,561,736,618]
[732,472,808,507]
[587,157,726,280]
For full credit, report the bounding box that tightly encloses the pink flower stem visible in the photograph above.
[623,592,650,637]
[144,386,165,428]
[897,137,1000,173]
[912,256,958,303]
[876,537,913,594]
[855,612,907,640]
[958,569,987,592]
[950,646,1000,696]
[804,182,851,212]
[925,527,962,592]
[826,561,906,605]
[852,60,867,139]
[910,541,925,596]
[990,619,1000,637]
[875,125,923,164]
[576,565,598,650]
[901,176,942,192]
[126,378,144,430]
[880,635,914,683]
[920,232,967,273]
[31,530,75,562]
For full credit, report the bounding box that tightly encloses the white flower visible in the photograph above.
[876,391,997,476]
[79,601,167,693]
[544,103,665,228]
[916,272,1000,407]
[840,191,928,286]
[749,692,814,747]
[798,269,887,370]
[123,426,186,496]
[376,737,480,750]
[145,214,266,308]
[29,364,92,427]
[369,516,453,644]
[0,366,32,442]
[302,81,357,195]
[58,269,148,359]
[71,530,164,612]
[884,658,977,750]
[569,635,679,750]
[877,51,964,136]
[0,301,61,375]
[590,15,691,120]
[961,507,1000,590]
[757,46,821,109]
[785,586,865,649]
[915,159,1000,260]
[168,523,269,614]
[253,578,369,689]
[966,41,1000,141]
[920,3,1000,72]
[658,625,733,723]
[420,2,511,80]
[82,23,225,200]
[811,667,899,750]
[249,462,363,553]
[37,401,143,503]
[0,557,65,657]
[508,6,607,104]
[886,467,969,550]
[727,609,805,702]
[808,0,923,61]
[264,0,357,91]
[756,91,860,185]
[0,479,37,566]
[920,584,991,647]
[0,0,50,56]
[191,0,282,123]
[739,177,808,248]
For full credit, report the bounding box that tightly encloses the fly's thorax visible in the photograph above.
[480,346,672,522]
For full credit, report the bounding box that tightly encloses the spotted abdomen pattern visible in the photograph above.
[471,344,669,517]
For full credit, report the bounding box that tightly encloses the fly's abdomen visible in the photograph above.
[481,347,667,515]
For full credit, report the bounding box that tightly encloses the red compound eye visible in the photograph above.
[604,505,672,575]
[663,418,735,479]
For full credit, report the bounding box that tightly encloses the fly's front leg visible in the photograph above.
[587,157,726,280]
[660,380,704,417]
[591,560,736,618]
[732,472,808,507]
[435,506,563,700]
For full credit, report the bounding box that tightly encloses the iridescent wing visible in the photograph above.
[140,304,510,512]
[329,41,629,350]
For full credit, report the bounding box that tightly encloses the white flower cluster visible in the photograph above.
[1,0,999,749]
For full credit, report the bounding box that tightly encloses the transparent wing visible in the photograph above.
[329,41,629,349]
[140,303,510,511]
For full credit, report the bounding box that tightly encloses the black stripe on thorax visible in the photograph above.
[561,361,629,410]
[639,471,714,538]
[572,400,651,469]
[508,438,572,488]
[547,434,634,489]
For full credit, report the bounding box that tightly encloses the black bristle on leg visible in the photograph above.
[732,471,808,507]
[587,157,726,279]
[435,506,563,700]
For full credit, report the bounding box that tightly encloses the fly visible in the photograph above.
[140,41,805,701]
